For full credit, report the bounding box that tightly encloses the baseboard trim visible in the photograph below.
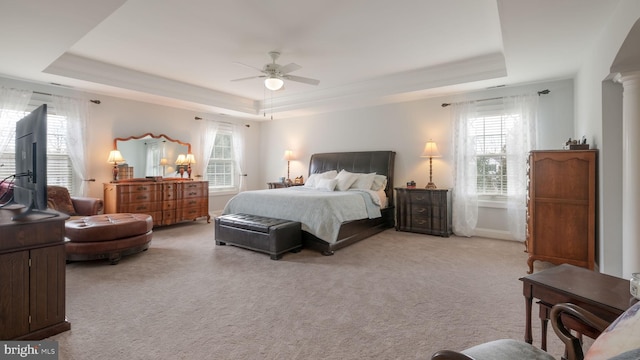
[473,228,518,242]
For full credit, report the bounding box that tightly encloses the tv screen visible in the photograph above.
[13,104,51,219]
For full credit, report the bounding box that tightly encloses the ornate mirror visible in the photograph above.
[114,133,191,178]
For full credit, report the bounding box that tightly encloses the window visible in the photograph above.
[469,113,515,198]
[207,131,235,189]
[0,104,75,191]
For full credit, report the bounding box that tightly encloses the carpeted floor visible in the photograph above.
[51,222,567,359]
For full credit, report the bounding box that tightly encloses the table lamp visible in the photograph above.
[175,154,186,178]
[420,140,441,189]
[283,150,295,185]
[185,153,196,179]
[107,150,125,181]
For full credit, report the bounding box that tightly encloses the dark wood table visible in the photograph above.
[519,263,635,350]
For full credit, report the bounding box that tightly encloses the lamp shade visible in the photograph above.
[159,158,169,166]
[175,154,187,165]
[185,153,196,164]
[265,76,284,91]
[107,150,125,164]
[283,150,295,161]
[421,141,442,158]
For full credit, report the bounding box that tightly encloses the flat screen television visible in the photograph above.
[12,104,54,220]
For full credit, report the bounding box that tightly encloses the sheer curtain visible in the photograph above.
[505,94,538,241]
[197,120,218,178]
[0,87,32,155]
[451,101,479,237]
[451,95,538,240]
[52,95,89,196]
[232,123,246,192]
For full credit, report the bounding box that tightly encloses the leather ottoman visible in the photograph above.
[215,213,302,260]
[65,213,153,264]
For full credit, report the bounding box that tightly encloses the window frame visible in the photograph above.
[206,130,236,191]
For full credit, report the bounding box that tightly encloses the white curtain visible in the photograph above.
[52,95,89,196]
[232,123,246,192]
[0,87,32,155]
[505,94,538,241]
[451,95,538,240]
[451,101,479,237]
[197,120,218,178]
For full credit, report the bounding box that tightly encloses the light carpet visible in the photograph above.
[51,222,567,359]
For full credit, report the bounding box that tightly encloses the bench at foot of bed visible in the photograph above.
[214,213,302,260]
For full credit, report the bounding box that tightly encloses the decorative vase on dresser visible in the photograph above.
[395,188,452,237]
[526,150,597,273]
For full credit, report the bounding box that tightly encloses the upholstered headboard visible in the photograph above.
[308,151,396,206]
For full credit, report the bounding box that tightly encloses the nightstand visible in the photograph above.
[394,188,452,237]
[267,182,304,189]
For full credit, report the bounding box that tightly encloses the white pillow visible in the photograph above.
[335,169,358,191]
[304,170,338,188]
[371,174,387,191]
[350,172,376,190]
[315,178,337,191]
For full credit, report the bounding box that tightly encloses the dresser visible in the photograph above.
[526,150,597,273]
[104,180,210,227]
[395,188,452,237]
[0,208,70,340]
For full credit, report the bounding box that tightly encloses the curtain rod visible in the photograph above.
[33,90,101,104]
[441,89,550,108]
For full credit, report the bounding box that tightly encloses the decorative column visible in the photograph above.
[620,71,640,278]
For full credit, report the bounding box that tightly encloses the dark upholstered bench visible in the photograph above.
[215,213,302,260]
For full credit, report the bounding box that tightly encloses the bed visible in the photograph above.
[222,151,396,255]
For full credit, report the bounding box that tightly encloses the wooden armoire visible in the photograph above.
[526,150,597,273]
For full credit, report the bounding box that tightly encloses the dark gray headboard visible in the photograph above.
[308,151,396,206]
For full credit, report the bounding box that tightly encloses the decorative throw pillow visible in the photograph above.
[350,172,376,190]
[46,185,76,215]
[585,301,640,360]
[305,170,338,188]
[335,170,358,191]
[315,178,338,191]
[371,174,387,191]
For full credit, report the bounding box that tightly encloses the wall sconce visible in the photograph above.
[420,140,441,189]
[283,150,295,185]
[185,153,196,179]
[175,154,186,178]
[107,150,125,181]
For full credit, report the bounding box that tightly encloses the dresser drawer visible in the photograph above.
[115,190,160,204]
[180,197,206,209]
[118,202,162,213]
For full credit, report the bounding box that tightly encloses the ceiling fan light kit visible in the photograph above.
[264,76,284,91]
[232,51,320,91]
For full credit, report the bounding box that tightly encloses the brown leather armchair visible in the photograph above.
[47,185,103,217]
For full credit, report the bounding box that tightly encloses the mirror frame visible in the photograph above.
[113,133,191,153]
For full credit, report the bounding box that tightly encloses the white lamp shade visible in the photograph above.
[175,154,187,165]
[107,150,125,164]
[265,76,284,91]
[159,158,169,166]
[421,141,442,158]
[185,153,196,164]
[283,150,295,161]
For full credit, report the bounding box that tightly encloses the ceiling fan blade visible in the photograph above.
[233,61,265,73]
[279,63,302,74]
[231,75,266,82]
[283,74,320,86]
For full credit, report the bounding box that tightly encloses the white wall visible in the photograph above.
[0,76,261,213]
[259,79,574,240]
[574,0,640,276]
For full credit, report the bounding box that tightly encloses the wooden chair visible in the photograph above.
[431,301,640,360]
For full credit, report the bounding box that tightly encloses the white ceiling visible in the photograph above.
[0,0,619,120]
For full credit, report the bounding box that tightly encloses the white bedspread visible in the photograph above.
[221,187,383,243]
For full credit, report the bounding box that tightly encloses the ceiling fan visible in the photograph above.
[231,51,320,91]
